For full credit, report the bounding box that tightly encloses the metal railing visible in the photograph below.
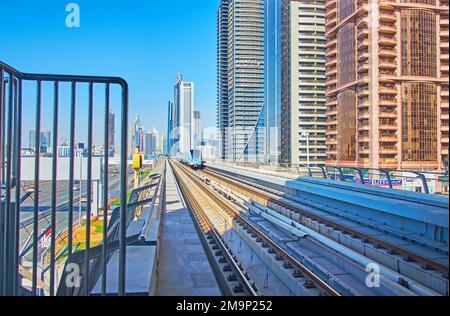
[0,61,128,296]
[215,159,448,195]
[56,173,162,296]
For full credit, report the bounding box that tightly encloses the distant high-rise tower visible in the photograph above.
[194,111,202,148]
[263,0,282,164]
[29,130,36,150]
[145,131,155,156]
[131,115,145,154]
[217,0,265,162]
[29,129,51,154]
[217,0,230,160]
[108,111,115,157]
[145,129,163,156]
[173,74,195,157]
[325,0,449,170]
[276,0,327,166]
[167,101,174,154]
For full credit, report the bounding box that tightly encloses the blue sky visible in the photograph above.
[0,0,218,148]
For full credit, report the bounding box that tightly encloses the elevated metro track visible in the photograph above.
[170,160,341,296]
[199,163,448,296]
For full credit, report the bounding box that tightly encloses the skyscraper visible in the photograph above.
[278,0,327,166]
[29,129,52,154]
[194,111,202,148]
[167,101,174,154]
[217,0,265,162]
[108,111,115,157]
[29,130,35,150]
[217,0,230,160]
[145,132,155,156]
[325,0,449,170]
[159,133,165,154]
[41,130,51,154]
[145,129,163,156]
[172,74,195,157]
[131,115,145,154]
[264,0,282,164]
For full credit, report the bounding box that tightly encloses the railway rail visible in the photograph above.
[170,160,258,296]
[171,160,341,296]
[200,167,448,295]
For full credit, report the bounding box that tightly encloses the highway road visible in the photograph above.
[18,171,122,254]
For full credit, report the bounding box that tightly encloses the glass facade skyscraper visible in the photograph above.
[167,101,174,155]
[325,0,449,170]
[172,74,195,158]
[217,0,266,162]
[263,0,282,164]
[217,0,229,160]
[29,129,52,154]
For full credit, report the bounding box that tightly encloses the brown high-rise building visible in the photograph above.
[325,0,449,170]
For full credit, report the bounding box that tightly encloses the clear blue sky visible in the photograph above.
[0,0,218,148]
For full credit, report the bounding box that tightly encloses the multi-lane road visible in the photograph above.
[18,171,123,253]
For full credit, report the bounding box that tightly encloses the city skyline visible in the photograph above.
[215,0,448,171]
[0,0,448,300]
[0,0,219,146]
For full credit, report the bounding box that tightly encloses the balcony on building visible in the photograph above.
[325,47,337,58]
[379,36,397,48]
[356,16,367,29]
[357,27,369,40]
[358,146,370,155]
[379,145,398,155]
[357,87,370,97]
[357,61,370,74]
[379,58,397,70]
[357,38,369,50]
[326,98,337,106]
[379,22,396,35]
[379,109,398,119]
[357,50,369,62]
[379,84,397,95]
[379,134,398,142]
[358,98,370,109]
[379,47,397,58]
[358,109,370,119]
[379,96,398,107]
[379,10,396,23]
[325,5,337,20]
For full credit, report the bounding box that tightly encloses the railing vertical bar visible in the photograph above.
[119,84,128,296]
[13,78,22,295]
[85,82,93,295]
[50,81,59,296]
[102,83,110,296]
[0,68,4,296]
[32,80,42,296]
[67,82,76,296]
[4,74,15,296]
[0,69,3,185]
